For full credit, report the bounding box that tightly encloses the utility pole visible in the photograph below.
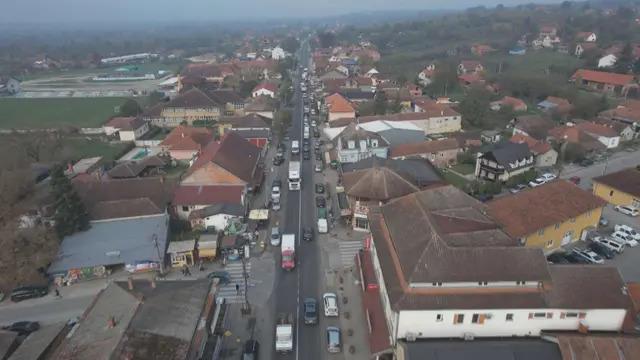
[241,256,251,314]
[152,234,164,275]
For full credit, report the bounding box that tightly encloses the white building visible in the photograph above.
[100,53,159,65]
[103,117,149,141]
[271,46,287,60]
[598,54,617,68]
[188,203,245,231]
[355,185,631,357]
[335,123,389,163]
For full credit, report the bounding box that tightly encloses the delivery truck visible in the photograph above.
[281,234,296,270]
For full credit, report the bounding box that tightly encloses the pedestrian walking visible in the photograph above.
[55,288,61,298]
[235,283,241,295]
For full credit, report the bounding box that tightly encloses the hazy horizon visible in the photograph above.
[1,0,561,24]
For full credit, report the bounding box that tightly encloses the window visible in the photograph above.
[554,223,560,230]
[478,281,488,286]
[609,190,614,197]
[454,314,464,324]
[529,312,546,319]
[566,312,578,318]
[538,229,545,236]
[436,314,443,322]
[182,206,189,212]
[546,240,554,248]
[472,314,479,323]
[506,313,514,321]
[516,281,527,286]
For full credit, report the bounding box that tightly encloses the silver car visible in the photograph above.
[326,327,341,353]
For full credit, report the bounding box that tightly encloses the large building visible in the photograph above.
[593,167,640,207]
[356,185,632,357]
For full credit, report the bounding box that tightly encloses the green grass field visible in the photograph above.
[62,138,132,162]
[484,50,584,78]
[20,62,184,81]
[0,97,131,129]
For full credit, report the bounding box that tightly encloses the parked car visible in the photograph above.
[547,253,570,264]
[588,242,616,259]
[10,286,48,302]
[271,226,281,246]
[273,155,284,166]
[303,298,318,325]
[528,178,546,187]
[206,271,231,285]
[242,339,259,360]
[599,217,609,227]
[509,184,527,194]
[2,321,40,336]
[569,176,581,185]
[615,205,639,217]
[572,249,604,264]
[579,158,594,167]
[272,199,281,212]
[564,252,590,264]
[540,173,557,182]
[303,227,314,242]
[326,327,342,353]
[315,184,325,194]
[323,293,339,317]
[303,151,310,160]
[593,236,625,254]
[315,162,323,172]
[614,224,640,241]
[475,193,494,202]
[316,196,326,208]
[611,231,639,247]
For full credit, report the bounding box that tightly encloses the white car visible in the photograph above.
[271,186,281,200]
[615,205,639,217]
[573,249,604,264]
[614,224,640,241]
[322,293,339,317]
[528,178,546,187]
[593,236,625,253]
[270,227,281,246]
[611,231,639,247]
[540,173,557,182]
[311,120,317,127]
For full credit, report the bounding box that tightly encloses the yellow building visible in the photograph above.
[487,180,607,252]
[593,167,640,207]
[167,240,197,267]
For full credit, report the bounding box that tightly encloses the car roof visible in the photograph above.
[323,292,337,298]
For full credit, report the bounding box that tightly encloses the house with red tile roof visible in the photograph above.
[471,44,496,56]
[103,117,149,141]
[570,69,636,96]
[576,121,621,148]
[159,126,214,161]
[458,60,484,74]
[537,96,573,115]
[490,96,528,112]
[576,31,597,42]
[251,82,277,98]
[173,185,245,220]
[510,134,558,167]
[390,138,461,167]
[325,93,356,122]
[411,98,462,134]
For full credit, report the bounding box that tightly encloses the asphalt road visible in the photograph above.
[272,41,323,360]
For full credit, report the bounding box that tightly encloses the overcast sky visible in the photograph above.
[1,0,558,23]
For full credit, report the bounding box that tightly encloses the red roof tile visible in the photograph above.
[571,69,635,87]
[187,131,260,182]
[173,185,244,206]
[509,134,553,155]
[390,139,460,157]
[104,117,145,130]
[160,126,214,151]
[325,93,355,113]
[252,82,277,93]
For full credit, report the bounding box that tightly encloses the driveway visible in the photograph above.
[560,148,640,190]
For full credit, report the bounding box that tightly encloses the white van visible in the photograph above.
[317,219,328,234]
[593,236,625,254]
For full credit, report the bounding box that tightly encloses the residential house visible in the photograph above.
[188,203,245,231]
[539,25,558,38]
[475,142,535,182]
[487,180,606,252]
[480,130,502,144]
[245,95,275,119]
[598,54,618,68]
[358,184,631,354]
[510,134,558,167]
[218,113,272,148]
[342,157,442,188]
[48,213,170,281]
[570,69,636,96]
[390,138,462,167]
[335,123,389,163]
[490,96,528,112]
[206,88,246,115]
[457,60,484,74]
[252,82,277,98]
[167,240,197,267]
[458,73,485,88]
[512,115,556,140]
[107,156,166,179]
[592,117,636,141]
[0,77,20,95]
[575,121,621,149]
[271,46,286,60]
[142,88,220,127]
[599,100,640,132]
[342,166,420,231]
[103,116,149,141]
[173,185,245,221]
[576,32,597,43]
[417,64,436,86]
[547,124,607,155]
[180,63,236,87]
[159,125,214,161]
[471,44,496,56]
[592,167,640,207]
[575,42,599,57]
[405,84,422,98]
[412,98,463,134]
[537,96,573,115]
[319,69,348,80]
[52,279,213,360]
[324,119,424,147]
[363,67,380,78]
[325,93,356,122]
[396,340,562,360]
[345,76,375,92]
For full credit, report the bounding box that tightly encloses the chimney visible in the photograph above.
[150,277,156,289]
[127,276,134,290]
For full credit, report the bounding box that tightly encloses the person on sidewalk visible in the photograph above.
[235,283,241,295]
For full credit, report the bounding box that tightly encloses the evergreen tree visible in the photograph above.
[373,92,388,115]
[50,164,90,238]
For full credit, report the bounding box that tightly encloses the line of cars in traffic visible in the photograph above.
[548,224,640,264]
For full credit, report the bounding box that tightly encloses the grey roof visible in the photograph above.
[188,203,245,219]
[482,142,532,168]
[48,213,169,274]
[339,90,375,101]
[377,128,425,147]
[342,156,442,188]
[8,322,66,360]
[228,128,270,139]
[400,339,562,360]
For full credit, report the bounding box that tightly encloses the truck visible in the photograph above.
[291,140,300,155]
[275,313,294,352]
[303,126,310,140]
[281,234,296,270]
[288,161,301,191]
[317,218,328,234]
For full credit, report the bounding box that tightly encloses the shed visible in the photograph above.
[167,240,197,267]
[198,234,219,260]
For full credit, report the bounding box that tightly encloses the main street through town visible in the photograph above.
[271,41,323,360]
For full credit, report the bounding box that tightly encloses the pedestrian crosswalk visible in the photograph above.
[339,241,363,267]
[215,262,253,303]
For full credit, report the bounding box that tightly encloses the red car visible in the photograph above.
[569,176,581,185]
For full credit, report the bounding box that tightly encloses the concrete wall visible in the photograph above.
[521,207,603,251]
[593,182,640,207]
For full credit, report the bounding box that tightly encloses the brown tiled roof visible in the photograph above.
[205,88,245,105]
[390,139,460,158]
[494,96,527,110]
[592,117,632,133]
[593,167,640,198]
[487,180,606,238]
[181,63,225,78]
[460,60,482,70]
[108,156,166,179]
[413,99,461,118]
[325,93,355,113]
[168,87,217,108]
[338,123,388,147]
[509,134,553,155]
[173,185,244,206]
[218,113,271,128]
[554,333,640,360]
[160,126,214,151]
[548,125,606,151]
[91,198,162,220]
[343,167,419,201]
[187,131,260,182]
[571,69,635,86]
[252,82,277,93]
[104,117,145,130]
[514,115,556,140]
[245,95,275,112]
[576,121,619,137]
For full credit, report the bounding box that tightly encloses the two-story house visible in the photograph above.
[475,142,534,182]
[218,113,272,148]
[103,116,149,141]
[510,134,558,168]
[159,125,214,161]
[335,123,389,163]
[487,180,606,252]
[326,93,356,122]
[356,184,631,358]
[593,167,640,208]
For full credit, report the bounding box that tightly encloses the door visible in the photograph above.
[561,230,574,246]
